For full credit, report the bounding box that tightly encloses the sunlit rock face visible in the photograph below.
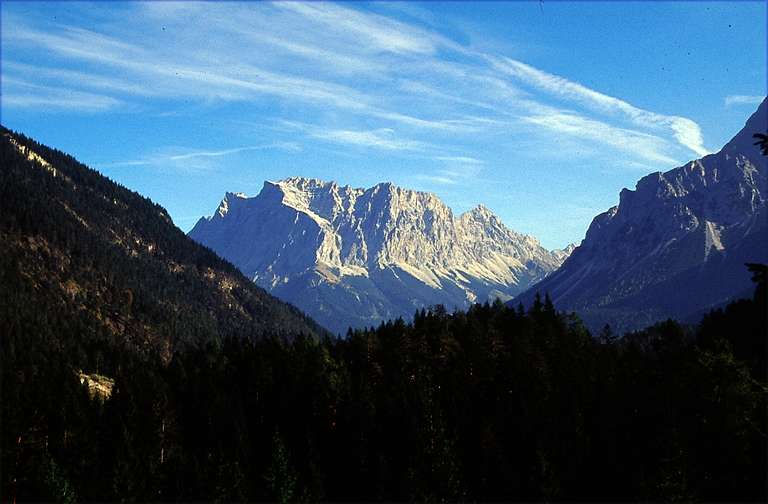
[516,98,768,333]
[190,178,569,334]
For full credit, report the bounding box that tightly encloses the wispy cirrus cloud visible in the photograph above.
[522,112,679,165]
[3,61,160,97]
[412,153,485,187]
[315,129,425,151]
[237,32,384,76]
[280,120,429,152]
[4,21,486,135]
[273,1,445,55]
[413,174,458,185]
[1,76,123,111]
[167,144,301,161]
[4,20,375,109]
[489,56,709,157]
[104,143,300,169]
[434,156,484,165]
[724,95,765,107]
[2,1,711,173]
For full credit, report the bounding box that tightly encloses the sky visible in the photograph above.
[1,1,765,249]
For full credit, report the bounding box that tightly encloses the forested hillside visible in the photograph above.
[0,126,326,363]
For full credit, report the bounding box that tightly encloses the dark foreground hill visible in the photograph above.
[0,126,326,361]
[517,98,768,332]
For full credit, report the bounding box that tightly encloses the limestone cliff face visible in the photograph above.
[190,178,567,334]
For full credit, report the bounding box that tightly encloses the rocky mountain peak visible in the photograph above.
[189,178,566,334]
[463,204,497,222]
[209,191,248,219]
[721,96,767,163]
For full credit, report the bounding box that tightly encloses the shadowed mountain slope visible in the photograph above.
[516,98,768,332]
[0,127,327,359]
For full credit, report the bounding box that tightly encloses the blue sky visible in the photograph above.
[1,1,765,249]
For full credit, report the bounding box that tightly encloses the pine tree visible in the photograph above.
[264,431,297,504]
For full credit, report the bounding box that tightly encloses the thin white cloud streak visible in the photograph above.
[375,2,440,28]
[370,109,496,132]
[317,129,424,151]
[281,121,429,151]
[104,143,300,168]
[1,76,123,110]
[2,93,120,111]
[435,156,484,165]
[238,32,384,75]
[273,1,442,55]
[489,56,710,157]
[725,95,765,107]
[168,144,300,161]
[4,61,161,97]
[279,122,488,164]
[8,25,146,67]
[522,113,680,165]
[413,174,458,185]
[397,80,498,113]
[413,158,484,187]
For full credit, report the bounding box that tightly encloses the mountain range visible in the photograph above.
[3,99,763,342]
[190,179,571,334]
[517,97,767,332]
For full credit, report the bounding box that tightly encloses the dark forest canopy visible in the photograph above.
[3,275,765,502]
